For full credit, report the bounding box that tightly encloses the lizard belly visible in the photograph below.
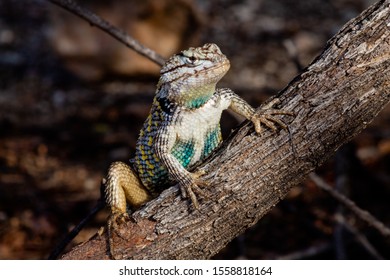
[174,99,226,166]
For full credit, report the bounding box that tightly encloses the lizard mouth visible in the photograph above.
[206,59,230,77]
[203,58,230,72]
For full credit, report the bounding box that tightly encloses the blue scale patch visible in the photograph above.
[186,95,211,109]
[171,140,195,168]
[202,127,222,159]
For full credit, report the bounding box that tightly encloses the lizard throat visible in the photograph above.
[185,94,212,109]
[174,84,216,109]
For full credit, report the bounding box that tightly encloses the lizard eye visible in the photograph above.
[185,56,200,66]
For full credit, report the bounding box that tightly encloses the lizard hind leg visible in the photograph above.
[104,161,152,259]
[105,161,152,212]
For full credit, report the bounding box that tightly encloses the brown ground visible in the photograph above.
[0,0,389,259]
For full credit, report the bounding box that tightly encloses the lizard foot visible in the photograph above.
[251,98,294,134]
[107,211,132,259]
[179,170,209,209]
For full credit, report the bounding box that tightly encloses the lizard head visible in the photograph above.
[157,43,230,108]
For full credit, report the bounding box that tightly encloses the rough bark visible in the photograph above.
[61,0,390,259]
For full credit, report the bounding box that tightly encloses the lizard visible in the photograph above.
[104,43,292,258]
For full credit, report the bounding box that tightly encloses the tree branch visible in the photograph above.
[48,0,166,66]
[61,0,390,259]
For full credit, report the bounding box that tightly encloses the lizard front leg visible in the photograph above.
[217,88,293,133]
[154,126,208,209]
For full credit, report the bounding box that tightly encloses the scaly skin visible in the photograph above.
[104,43,292,258]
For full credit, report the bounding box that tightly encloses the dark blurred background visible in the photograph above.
[1,0,389,259]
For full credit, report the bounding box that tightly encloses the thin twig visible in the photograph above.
[276,243,331,260]
[309,172,390,238]
[333,147,350,259]
[334,214,384,259]
[47,0,166,66]
[48,198,105,259]
[48,182,107,260]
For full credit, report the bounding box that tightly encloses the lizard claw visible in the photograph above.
[179,170,210,209]
[192,169,209,187]
[251,98,294,134]
[107,211,132,259]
